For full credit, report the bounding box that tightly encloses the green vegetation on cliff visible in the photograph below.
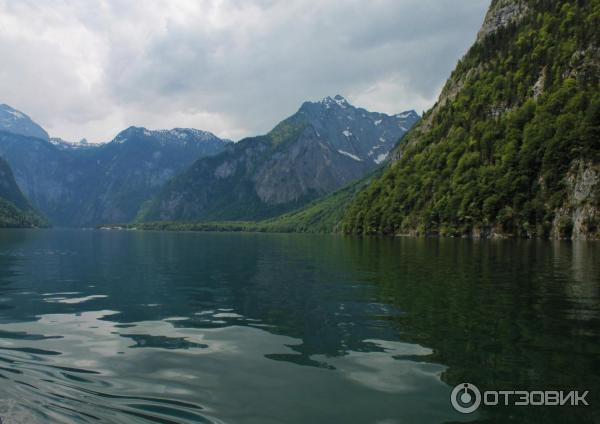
[0,157,47,228]
[343,0,600,239]
[111,173,375,234]
[0,198,47,228]
[257,174,376,233]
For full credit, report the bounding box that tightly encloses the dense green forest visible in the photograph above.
[0,198,47,228]
[343,0,600,238]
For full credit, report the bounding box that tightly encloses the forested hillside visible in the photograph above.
[343,0,600,239]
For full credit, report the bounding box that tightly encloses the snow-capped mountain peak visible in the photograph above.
[49,137,102,150]
[0,104,49,140]
[395,110,419,120]
[294,95,420,165]
[319,94,351,109]
[111,126,232,147]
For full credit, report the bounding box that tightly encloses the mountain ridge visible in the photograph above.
[137,95,419,222]
[0,104,49,141]
[0,111,231,226]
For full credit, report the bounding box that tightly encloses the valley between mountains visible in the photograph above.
[0,97,417,229]
[0,0,599,240]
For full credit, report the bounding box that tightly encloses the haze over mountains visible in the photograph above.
[0,98,417,227]
[0,105,231,226]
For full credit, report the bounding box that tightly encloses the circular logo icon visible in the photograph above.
[451,383,481,414]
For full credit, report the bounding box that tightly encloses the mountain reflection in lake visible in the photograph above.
[0,229,598,423]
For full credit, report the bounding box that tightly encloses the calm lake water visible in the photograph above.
[0,229,598,423]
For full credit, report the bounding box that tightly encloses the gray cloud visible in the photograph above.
[0,0,489,142]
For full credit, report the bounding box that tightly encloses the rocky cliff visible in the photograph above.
[0,157,47,227]
[139,96,419,222]
[343,0,600,239]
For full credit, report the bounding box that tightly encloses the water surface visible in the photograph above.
[0,229,598,423]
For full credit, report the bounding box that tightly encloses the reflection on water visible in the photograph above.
[0,229,598,423]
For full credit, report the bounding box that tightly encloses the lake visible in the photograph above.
[0,229,598,423]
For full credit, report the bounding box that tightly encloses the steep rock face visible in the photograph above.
[0,157,46,227]
[343,0,600,239]
[552,161,599,240]
[397,0,528,159]
[294,96,418,167]
[70,127,232,226]
[0,157,33,211]
[139,96,419,222]
[0,131,68,214]
[477,0,528,42]
[0,104,49,140]
[0,114,231,226]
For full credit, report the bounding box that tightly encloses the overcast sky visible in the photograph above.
[0,0,489,143]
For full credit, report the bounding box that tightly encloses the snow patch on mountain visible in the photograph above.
[396,111,417,119]
[320,94,350,110]
[338,149,362,161]
[0,104,49,140]
[50,138,102,150]
[111,127,232,146]
[5,109,24,119]
[374,152,389,164]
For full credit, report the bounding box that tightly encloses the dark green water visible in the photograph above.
[0,229,598,423]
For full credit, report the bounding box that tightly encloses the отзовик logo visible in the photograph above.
[451,383,482,413]
[450,383,589,413]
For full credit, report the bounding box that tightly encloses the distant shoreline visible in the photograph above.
[95,223,599,241]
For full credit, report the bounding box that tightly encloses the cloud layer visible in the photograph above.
[0,0,489,142]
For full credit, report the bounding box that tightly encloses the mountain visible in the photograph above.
[0,156,32,211]
[0,104,49,140]
[138,95,419,222]
[71,127,232,226]
[342,0,600,239]
[49,137,101,150]
[0,110,231,226]
[0,157,47,227]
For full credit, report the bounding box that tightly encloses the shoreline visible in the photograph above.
[95,223,600,241]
